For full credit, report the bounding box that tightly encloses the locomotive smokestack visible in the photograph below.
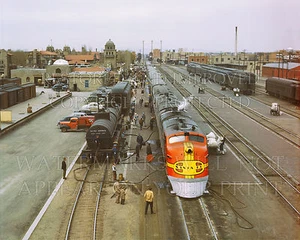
[235,26,238,57]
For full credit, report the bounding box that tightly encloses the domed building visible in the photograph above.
[53,59,69,65]
[46,58,72,82]
[103,39,117,70]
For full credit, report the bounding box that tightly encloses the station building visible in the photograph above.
[10,40,120,91]
[103,39,117,70]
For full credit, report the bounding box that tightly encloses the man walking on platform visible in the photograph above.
[139,117,144,130]
[137,134,144,149]
[144,187,155,214]
[61,157,67,179]
[112,163,117,181]
[135,143,140,161]
[146,143,154,162]
[113,180,121,204]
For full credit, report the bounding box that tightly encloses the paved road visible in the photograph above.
[0,88,90,240]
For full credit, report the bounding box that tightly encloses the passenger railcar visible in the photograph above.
[148,63,209,198]
[266,77,300,103]
[111,81,132,114]
[187,62,256,95]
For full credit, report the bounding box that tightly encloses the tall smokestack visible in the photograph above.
[235,26,238,57]
[160,40,162,62]
[151,40,153,54]
[142,40,144,63]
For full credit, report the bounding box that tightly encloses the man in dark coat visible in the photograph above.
[135,144,140,161]
[146,143,152,155]
[137,134,144,149]
[146,143,154,162]
[139,117,144,130]
[62,157,67,179]
[150,116,155,130]
[219,137,226,154]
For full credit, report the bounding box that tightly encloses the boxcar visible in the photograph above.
[266,77,300,102]
[0,91,9,109]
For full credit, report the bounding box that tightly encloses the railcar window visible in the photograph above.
[169,136,185,143]
[189,135,204,143]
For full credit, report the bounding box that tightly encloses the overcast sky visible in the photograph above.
[1,0,299,53]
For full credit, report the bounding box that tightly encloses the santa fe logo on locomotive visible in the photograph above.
[166,142,208,178]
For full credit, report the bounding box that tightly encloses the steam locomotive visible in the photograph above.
[148,63,209,198]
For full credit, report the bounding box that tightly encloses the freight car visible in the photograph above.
[187,62,256,95]
[148,63,209,198]
[83,81,132,159]
[265,77,300,103]
[85,106,123,156]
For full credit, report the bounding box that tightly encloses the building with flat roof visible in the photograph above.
[262,62,300,80]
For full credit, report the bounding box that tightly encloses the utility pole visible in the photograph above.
[277,51,280,78]
[235,26,238,57]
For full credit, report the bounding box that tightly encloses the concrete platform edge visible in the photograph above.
[0,93,72,137]
[22,141,87,240]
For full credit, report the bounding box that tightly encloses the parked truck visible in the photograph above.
[59,116,95,132]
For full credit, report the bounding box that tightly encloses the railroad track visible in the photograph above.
[157,65,300,219]
[64,156,108,240]
[179,198,219,240]
[172,65,300,119]
[253,85,300,119]
[164,66,300,148]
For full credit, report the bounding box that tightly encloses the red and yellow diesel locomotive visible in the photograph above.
[148,64,209,198]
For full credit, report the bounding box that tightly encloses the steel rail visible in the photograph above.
[177,198,191,240]
[198,198,219,240]
[65,167,90,240]
[93,155,109,240]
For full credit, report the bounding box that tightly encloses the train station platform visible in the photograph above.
[0,87,71,135]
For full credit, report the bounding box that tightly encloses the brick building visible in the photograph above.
[188,55,208,64]
[262,62,300,80]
